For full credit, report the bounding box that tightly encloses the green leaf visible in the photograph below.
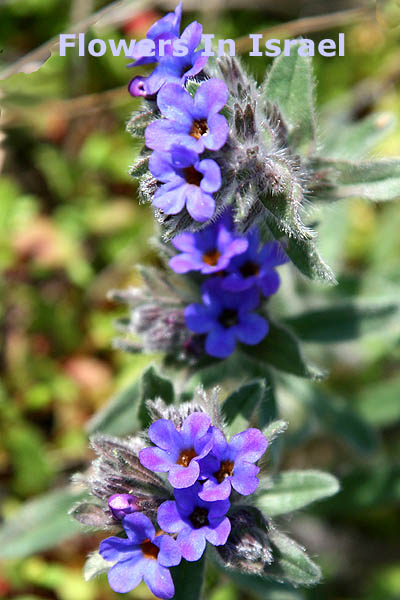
[256,470,340,516]
[265,42,316,151]
[222,380,266,436]
[321,112,395,160]
[138,365,174,428]
[286,236,337,284]
[0,487,87,559]
[355,376,400,427]
[320,158,400,202]
[171,554,205,600]
[245,321,326,380]
[127,109,154,138]
[284,300,400,342]
[87,379,140,436]
[129,155,150,178]
[268,528,322,586]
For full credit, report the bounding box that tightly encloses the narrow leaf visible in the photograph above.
[285,300,400,343]
[265,42,316,151]
[268,528,322,586]
[0,487,87,559]
[320,158,400,202]
[286,236,337,284]
[256,470,340,516]
[356,376,400,427]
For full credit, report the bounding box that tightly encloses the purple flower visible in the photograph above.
[128,3,182,67]
[99,512,181,598]
[129,22,208,98]
[222,230,288,297]
[149,145,221,222]
[198,427,268,501]
[184,279,269,358]
[145,79,229,153]
[139,412,213,488]
[157,483,231,561]
[108,494,139,520]
[169,211,248,274]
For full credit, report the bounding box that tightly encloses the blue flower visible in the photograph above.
[149,145,221,222]
[184,279,269,358]
[169,211,248,274]
[157,483,231,562]
[222,229,288,297]
[198,427,268,501]
[99,512,181,598]
[129,21,208,97]
[139,412,213,488]
[128,2,182,67]
[146,79,229,153]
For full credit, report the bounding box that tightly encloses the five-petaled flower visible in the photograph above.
[169,211,248,274]
[222,230,288,296]
[139,412,213,488]
[149,145,221,222]
[157,483,231,561]
[146,79,229,153]
[99,512,181,598]
[185,279,269,358]
[198,427,268,501]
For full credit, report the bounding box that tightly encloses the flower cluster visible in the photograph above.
[128,2,207,98]
[170,210,288,358]
[96,411,268,598]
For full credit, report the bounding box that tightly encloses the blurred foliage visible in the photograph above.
[1,1,400,600]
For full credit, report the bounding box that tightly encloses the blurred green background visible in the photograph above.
[1,1,400,599]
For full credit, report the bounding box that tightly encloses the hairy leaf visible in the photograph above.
[256,470,340,516]
[268,528,322,586]
[264,42,316,151]
[87,379,140,436]
[138,365,174,428]
[320,158,400,202]
[286,236,337,284]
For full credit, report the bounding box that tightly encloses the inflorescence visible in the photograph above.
[72,392,270,599]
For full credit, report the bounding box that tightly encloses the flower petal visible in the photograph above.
[204,113,229,151]
[139,446,174,472]
[99,536,137,562]
[235,313,269,345]
[194,79,228,115]
[157,500,186,534]
[148,419,181,451]
[123,512,156,542]
[153,181,186,214]
[229,428,268,463]
[172,232,196,252]
[185,187,215,222]
[169,461,200,488]
[258,270,281,296]
[231,463,260,495]
[157,535,182,568]
[184,303,214,333]
[204,516,231,546]
[157,83,194,125]
[144,562,175,600]
[182,412,211,441]
[198,159,221,193]
[205,327,236,358]
[177,527,206,562]
[107,556,145,593]
[198,477,232,501]
[145,119,188,152]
